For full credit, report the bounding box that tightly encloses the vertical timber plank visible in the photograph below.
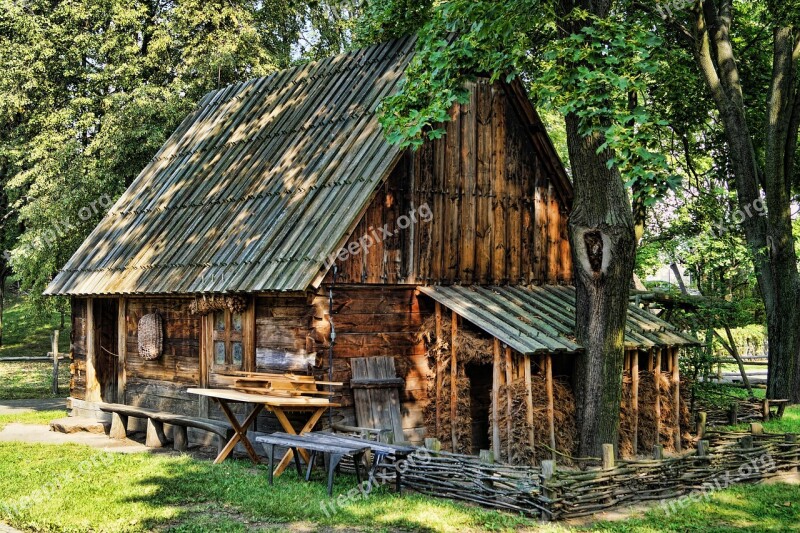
[546,353,556,460]
[504,346,513,462]
[632,349,639,455]
[450,311,458,451]
[524,353,535,460]
[85,297,100,402]
[672,347,681,452]
[117,298,126,403]
[434,302,443,438]
[655,348,662,445]
[492,338,502,461]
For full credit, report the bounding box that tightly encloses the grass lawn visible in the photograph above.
[0,438,798,533]
[0,292,71,399]
[0,292,71,359]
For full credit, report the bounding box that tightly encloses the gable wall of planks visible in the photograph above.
[327,79,572,286]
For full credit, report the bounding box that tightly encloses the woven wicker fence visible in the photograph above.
[403,430,799,520]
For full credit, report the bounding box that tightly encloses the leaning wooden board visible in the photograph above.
[350,356,404,443]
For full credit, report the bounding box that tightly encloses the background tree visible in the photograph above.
[641,0,800,401]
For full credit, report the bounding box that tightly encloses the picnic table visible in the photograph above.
[187,388,339,475]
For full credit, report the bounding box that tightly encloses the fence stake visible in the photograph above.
[728,403,738,425]
[602,443,615,470]
[750,422,763,435]
[697,411,707,439]
[786,434,797,474]
[51,330,60,395]
[740,435,753,449]
[697,440,709,458]
[653,444,664,460]
[479,450,494,464]
[424,438,441,453]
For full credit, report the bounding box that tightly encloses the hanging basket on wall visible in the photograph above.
[138,312,163,361]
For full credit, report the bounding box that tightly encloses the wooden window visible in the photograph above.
[211,309,245,370]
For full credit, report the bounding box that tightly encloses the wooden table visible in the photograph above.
[187,388,339,476]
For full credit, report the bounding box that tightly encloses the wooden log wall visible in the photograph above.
[124,298,201,415]
[312,285,430,443]
[327,79,572,286]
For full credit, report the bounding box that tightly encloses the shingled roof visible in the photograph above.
[45,37,416,295]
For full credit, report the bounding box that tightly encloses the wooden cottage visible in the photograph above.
[46,37,696,462]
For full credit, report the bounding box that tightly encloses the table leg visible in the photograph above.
[326,453,344,496]
[271,407,326,476]
[268,444,275,485]
[214,400,264,464]
[306,450,317,481]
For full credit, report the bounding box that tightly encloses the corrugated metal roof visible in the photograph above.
[45,37,416,296]
[417,285,698,354]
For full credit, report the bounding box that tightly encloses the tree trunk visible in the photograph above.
[566,113,637,457]
[558,0,638,458]
[691,2,800,402]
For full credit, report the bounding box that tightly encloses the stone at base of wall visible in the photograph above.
[49,417,109,434]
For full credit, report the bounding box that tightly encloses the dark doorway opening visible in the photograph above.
[94,298,118,403]
[465,362,492,454]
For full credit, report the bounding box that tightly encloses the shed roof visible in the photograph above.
[418,284,698,354]
[45,38,416,296]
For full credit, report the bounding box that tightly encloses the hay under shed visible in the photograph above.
[492,376,577,466]
[418,313,492,454]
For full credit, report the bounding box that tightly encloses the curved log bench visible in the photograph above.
[99,403,233,453]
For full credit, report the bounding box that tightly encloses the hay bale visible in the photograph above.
[618,378,635,458]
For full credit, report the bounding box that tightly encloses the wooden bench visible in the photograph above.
[763,399,790,421]
[305,432,416,492]
[99,403,233,454]
[256,432,369,496]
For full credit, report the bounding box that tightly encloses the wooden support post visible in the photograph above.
[117,298,126,403]
[740,435,753,449]
[51,330,59,395]
[672,347,681,452]
[546,353,556,460]
[146,419,168,448]
[541,460,556,480]
[434,302,443,439]
[85,297,100,402]
[632,350,639,455]
[524,353,535,460]
[750,422,763,435]
[697,412,707,440]
[654,348,662,445]
[109,413,127,440]
[492,338,502,461]
[762,399,770,421]
[450,310,458,452]
[504,346,513,462]
[602,443,615,470]
[173,426,188,452]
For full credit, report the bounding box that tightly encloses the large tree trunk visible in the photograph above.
[691,2,800,401]
[558,0,637,458]
[566,115,637,458]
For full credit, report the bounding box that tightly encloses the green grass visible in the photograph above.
[0,292,71,359]
[0,436,798,533]
[0,410,67,431]
[717,404,800,434]
[0,291,71,399]
[0,361,71,400]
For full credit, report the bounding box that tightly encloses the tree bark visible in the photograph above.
[691,1,800,401]
[558,0,638,458]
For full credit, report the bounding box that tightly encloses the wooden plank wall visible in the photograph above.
[311,286,430,443]
[328,79,572,286]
